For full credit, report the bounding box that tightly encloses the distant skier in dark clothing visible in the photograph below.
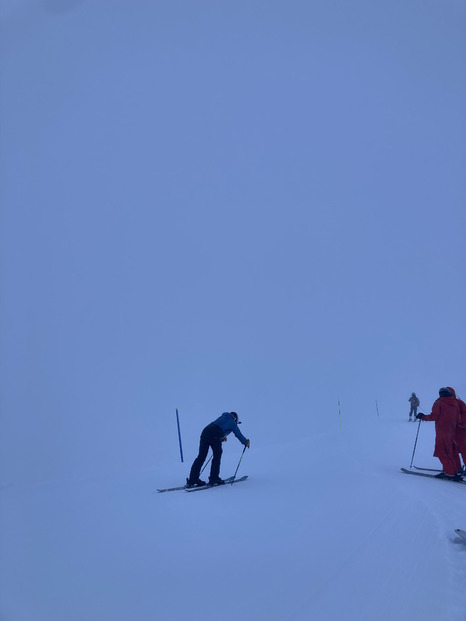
[409,392,420,421]
[416,387,462,479]
[187,412,250,488]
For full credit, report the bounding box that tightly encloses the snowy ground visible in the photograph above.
[2,415,466,621]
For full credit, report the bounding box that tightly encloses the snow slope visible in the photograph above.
[2,415,466,621]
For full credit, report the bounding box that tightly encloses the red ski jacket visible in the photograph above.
[423,397,460,458]
[457,398,466,429]
[454,398,466,458]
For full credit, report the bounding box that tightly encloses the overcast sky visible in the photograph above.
[1,0,465,483]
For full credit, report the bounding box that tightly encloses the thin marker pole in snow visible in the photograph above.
[376,400,380,417]
[176,408,184,463]
[338,399,342,429]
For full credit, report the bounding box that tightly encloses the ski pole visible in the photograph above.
[232,445,247,483]
[410,418,422,469]
[200,453,213,474]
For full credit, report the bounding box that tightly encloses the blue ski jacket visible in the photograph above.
[211,412,249,445]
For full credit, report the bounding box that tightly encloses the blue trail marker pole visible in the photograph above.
[176,408,184,463]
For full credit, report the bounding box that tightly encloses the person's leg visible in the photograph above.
[438,456,460,477]
[209,437,224,482]
[188,434,210,484]
[455,429,466,470]
[453,452,462,473]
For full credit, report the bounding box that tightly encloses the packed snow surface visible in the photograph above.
[2,416,466,621]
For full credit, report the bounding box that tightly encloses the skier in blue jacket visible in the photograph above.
[187,412,250,487]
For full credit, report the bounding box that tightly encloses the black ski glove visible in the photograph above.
[416,413,425,420]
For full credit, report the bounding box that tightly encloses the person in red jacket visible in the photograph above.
[416,387,462,480]
[447,386,466,472]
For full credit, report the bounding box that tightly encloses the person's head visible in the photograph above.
[446,386,457,398]
[412,392,416,397]
[231,411,241,424]
[439,387,454,398]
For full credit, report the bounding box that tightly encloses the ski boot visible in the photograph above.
[186,478,207,489]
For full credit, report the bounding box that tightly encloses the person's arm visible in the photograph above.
[232,423,249,445]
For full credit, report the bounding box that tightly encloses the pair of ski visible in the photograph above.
[157,475,248,493]
[401,466,466,486]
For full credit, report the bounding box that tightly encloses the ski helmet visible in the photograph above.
[231,411,240,424]
[446,386,457,398]
[439,387,454,397]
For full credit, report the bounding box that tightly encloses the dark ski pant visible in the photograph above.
[189,423,224,483]
[409,406,418,418]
